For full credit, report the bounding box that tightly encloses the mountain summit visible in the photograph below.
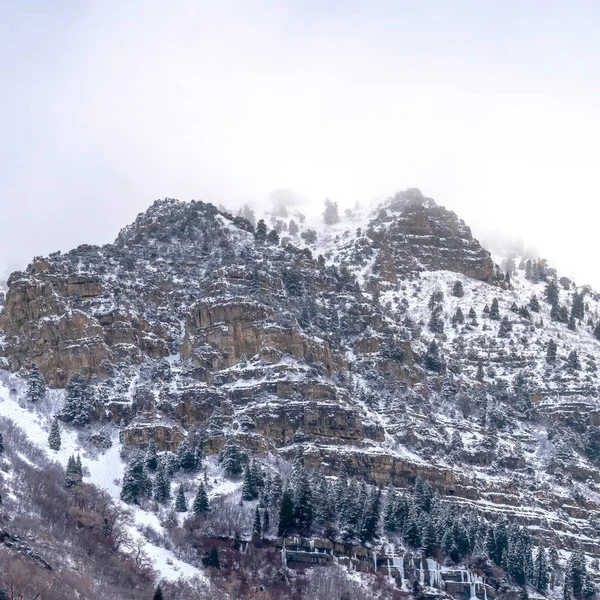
[0,191,599,599]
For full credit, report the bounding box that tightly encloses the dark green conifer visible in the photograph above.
[48,418,61,451]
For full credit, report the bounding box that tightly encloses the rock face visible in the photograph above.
[334,189,504,289]
[2,189,600,557]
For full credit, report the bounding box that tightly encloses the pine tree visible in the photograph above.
[569,548,587,599]
[383,484,397,532]
[177,438,197,472]
[545,280,560,306]
[27,365,46,403]
[253,506,262,537]
[534,547,549,592]
[153,585,164,600]
[174,484,187,512]
[255,219,267,242]
[64,455,83,488]
[424,340,443,373]
[267,229,280,245]
[193,481,209,516]
[568,316,577,331]
[145,438,158,470]
[498,316,513,338]
[153,462,171,502]
[76,454,83,479]
[0,432,4,454]
[489,298,501,320]
[546,339,558,364]
[594,322,600,342]
[360,487,381,544]
[60,374,94,426]
[241,462,257,501]
[452,307,464,325]
[476,360,485,382]
[219,438,244,478]
[48,418,61,451]
[262,508,270,534]
[278,488,295,537]
[288,220,299,236]
[121,458,151,504]
[529,295,541,312]
[202,546,221,569]
[293,469,313,535]
[571,292,585,320]
[567,350,581,371]
[452,281,464,297]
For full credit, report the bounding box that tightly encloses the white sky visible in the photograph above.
[2,1,600,285]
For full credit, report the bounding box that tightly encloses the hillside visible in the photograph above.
[0,189,599,599]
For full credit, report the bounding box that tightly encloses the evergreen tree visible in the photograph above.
[253,506,262,537]
[145,438,158,470]
[202,547,220,569]
[428,305,444,334]
[288,220,299,236]
[174,484,187,512]
[121,458,151,504]
[383,484,397,532]
[262,508,270,535]
[27,365,46,403]
[360,488,381,543]
[594,322,600,342]
[0,432,4,454]
[569,548,587,599]
[529,295,541,312]
[498,316,513,338]
[219,438,245,478]
[476,360,485,382]
[568,316,577,331]
[489,298,501,320]
[76,454,83,479]
[242,462,258,500]
[254,219,267,242]
[48,418,61,451]
[519,305,531,319]
[278,488,295,537]
[567,350,581,371]
[153,461,171,502]
[452,280,464,297]
[193,481,209,516]
[177,438,197,472]
[323,198,340,225]
[424,340,443,373]
[572,292,585,320]
[64,455,83,488]
[152,585,164,600]
[293,469,313,535]
[534,547,549,592]
[546,339,558,364]
[545,280,560,306]
[452,307,465,325]
[270,474,283,508]
[421,518,438,557]
[60,373,94,426]
[267,229,280,245]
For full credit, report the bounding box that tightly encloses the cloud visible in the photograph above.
[1,1,600,285]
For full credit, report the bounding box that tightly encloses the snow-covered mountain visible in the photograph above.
[0,189,599,599]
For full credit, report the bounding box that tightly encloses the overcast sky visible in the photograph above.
[2,1,600,285]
